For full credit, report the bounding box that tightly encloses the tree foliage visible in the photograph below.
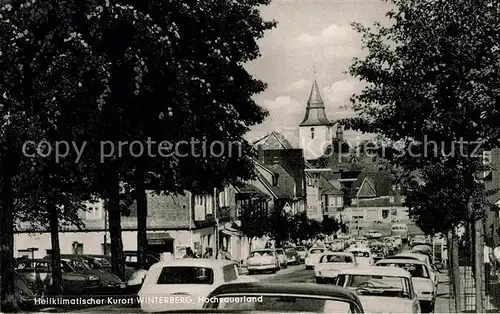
[321,216,342,235]
[237,200,269,240]
[342,0,500,235]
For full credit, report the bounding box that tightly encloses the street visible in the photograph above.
[69,264,451,313]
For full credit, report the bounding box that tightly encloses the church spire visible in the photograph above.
[299,80,330,127]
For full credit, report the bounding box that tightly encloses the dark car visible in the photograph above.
[203,282,365,312]
[15,259,100,295]
[369,242,388,262]
[0,271,37,311]
[123,251,160,270]
[54,255,126,294]
[285,248,300,265]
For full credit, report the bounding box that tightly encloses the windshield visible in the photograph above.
[213,294,353,312]
[276,249,284,255]
[156,267,214,285]
[378,263,429,278]
[250,251,273,257]
[309,249,325,254]
[346,275,410,299]
[320,255,353,263]
[60,261,75,273]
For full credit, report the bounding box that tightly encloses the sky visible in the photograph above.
[244,0,394,146]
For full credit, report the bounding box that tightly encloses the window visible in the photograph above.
[272,174,279,186]
[336,275,347,286]
[195,195,203,206]
[218,188,228,207]
[85,201,102,220]
[389,196,394,203]
[72,242,83,255]
[206,195,213,215]
[156,267,214,285]
[351,198,357,205]
[382,210,389,219]
[223,264,238,282]
[311,127,315,139]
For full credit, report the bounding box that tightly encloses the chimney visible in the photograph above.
[257,144,264,162]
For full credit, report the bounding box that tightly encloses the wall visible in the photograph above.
[306,185,322,221]
[14,230,194,259]
[299,125,332,160]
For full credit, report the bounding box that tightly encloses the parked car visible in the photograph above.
[410,235,428,247]
[383,237,398,254]
[285,247,300,265]
[346,247,374,267]
[15,259,101,295]
[56,255,126,294]
[246,249,280,274]
[123,250,161,270]
[314,252,357,284]
[203,282,365,312]
[366,230,382,239]
[305,247,327,270]
[394,252,438,289]
[369,242,388,262]
[274,248,288,268]
[376,258,437,312]
[0,271,38,311]
[294,246,307,263]
[391,224,409,242]
[138,258,258,312]
[335,266,421,313]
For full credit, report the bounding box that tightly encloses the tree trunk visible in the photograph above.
[0,142,20,312]
[49,205,63,295]
[474,216,485,312]
[106,170,125,281]
[135,163,148,270]
[451,232,462,312]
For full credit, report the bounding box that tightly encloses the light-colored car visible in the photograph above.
[392,235,403,247]
[366,230,382,239]
[335,266,421,313]
[305,247,327,270]
[346,247,374,267]
[246,249,280,274]
[395,252,438,289]
[294,246,307,263]
[138,259,258,312]
[376,258,436,312]
[391,224,409,242]
[410,235,428,247]
[203,282,365,312]
[274,248,288,268]
[314,252,357,284]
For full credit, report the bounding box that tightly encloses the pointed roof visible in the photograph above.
[308,80,324,108]
[252,131,294,150]
[300,80,332,127]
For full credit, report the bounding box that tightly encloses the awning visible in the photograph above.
[221,229,243,237]
[147,232,173,245]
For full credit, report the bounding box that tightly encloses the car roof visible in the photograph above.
[337,266,411,277]
[322,252,353,257]
[149,258,236,268]
[397,252,427,258]
[309,247,326,250]
[348,247,370,252]
[412,245,431,250]
[376,258,426,265]
[209,282,361,304]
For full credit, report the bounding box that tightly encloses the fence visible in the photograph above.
[455,224,500,313]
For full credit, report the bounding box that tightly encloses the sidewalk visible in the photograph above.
[434,272,452,313]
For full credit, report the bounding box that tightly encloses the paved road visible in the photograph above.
[63,263,451,313]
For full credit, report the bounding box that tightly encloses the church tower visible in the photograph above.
[299,80,333,160]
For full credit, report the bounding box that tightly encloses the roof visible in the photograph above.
[149,258,236,269]
[261,163,297,199]
[208,282,361,304]
[351,170,394,198]
[233,183,271,199]
[319,176,343,195]
[299,80,332,127]
[322,252,353,257]
[336,266,411,278]
[375,258,426,265]
[253,131,294,150]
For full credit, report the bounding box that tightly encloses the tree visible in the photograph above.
[268,207,292,247]
[342,0,500,310]
[322,216,341,236]
[289,212,322,242]
[236,198,270,250]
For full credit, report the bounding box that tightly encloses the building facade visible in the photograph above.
[15,192,195,259]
